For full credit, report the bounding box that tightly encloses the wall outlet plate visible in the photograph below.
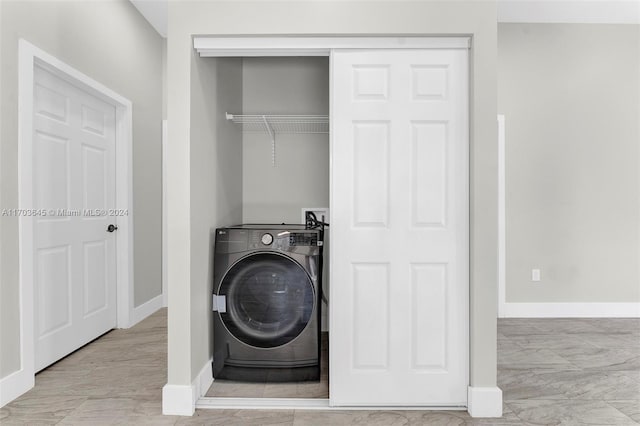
[531,269,541,282]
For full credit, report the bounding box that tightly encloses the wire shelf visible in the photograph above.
[226,113,329,134]
[226,113,329,166]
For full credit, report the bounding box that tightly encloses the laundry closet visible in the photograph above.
[203,56,331,399]
[189,37,471,409]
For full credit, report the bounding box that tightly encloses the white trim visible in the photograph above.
[16,39,36,408]
[501,303,640,318]
[497,115,506,318]
[467,387,503,418]
[132,294,164,326]
[194,36,471,57]
[162,359,212,416]
[162,384,196,416]
[198,398,329,410]
[196,397,466,411]
[115,99,135,329]
[15,39,134,406]
[497,0,640,25]
[0,368,34,408]
[162,119,168,308]
[194,359,214,401]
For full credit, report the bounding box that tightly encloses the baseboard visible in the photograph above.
[162,384,196,416]
[194,359,213,399]
[132,294,164,326]
[467,386,502,418]
[500,302,640,318]
[162,359,212,416]
[0,368,34,408]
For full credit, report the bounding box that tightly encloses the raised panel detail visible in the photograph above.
[412,122,447,227]
[411,65,448,100]
[352,66,389,100]
[353,122,389,227]
[83,241,107,316]
[352,263,389,370]
[35,84,69,123]
[81,104,106,136]
[37,246,71,337]
[411,263,447,371]
[82,145,107,210]
[35,132,69,211]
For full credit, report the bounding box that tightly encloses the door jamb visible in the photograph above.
[16,39,134,395]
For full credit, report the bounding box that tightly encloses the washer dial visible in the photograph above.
[261,233,273,245]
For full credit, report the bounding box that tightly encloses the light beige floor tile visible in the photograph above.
[498,347,574,369]
[293,409,412,426]
[58,415,178,425]
[558,347,640,370]
[0,394,88,424]
[507,333,599,351]
[620,370,640,384]
[608,400,640,423]
[176,409,294,425]
[205,380,266,398]
[506,399,638,425]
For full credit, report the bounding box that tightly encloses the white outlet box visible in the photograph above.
[301,207,329,225]
[531,269,541,282]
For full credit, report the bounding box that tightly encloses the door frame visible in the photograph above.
[16,39,134,392]
[187,35,471,411]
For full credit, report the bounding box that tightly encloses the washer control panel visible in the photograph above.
[288,232,319,247]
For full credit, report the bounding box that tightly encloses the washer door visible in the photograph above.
[219,252,315,348]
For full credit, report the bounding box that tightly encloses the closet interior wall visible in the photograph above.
[241,57,330,224]
[240,57,330,331]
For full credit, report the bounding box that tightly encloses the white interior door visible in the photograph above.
[330,48,469,406]
[33,64,117,371]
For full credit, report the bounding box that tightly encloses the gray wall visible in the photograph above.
[167,0,497,390]
[242,57,329,224]
[0,0,163,379]
[498,23,640,303]
[189,54,243,378]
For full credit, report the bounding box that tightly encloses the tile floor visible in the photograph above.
[1,309,638,425]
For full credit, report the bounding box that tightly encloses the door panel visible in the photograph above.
[33,65,117,371]
[331,49,468,406]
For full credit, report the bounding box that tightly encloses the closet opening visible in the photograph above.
[201,55,331,401]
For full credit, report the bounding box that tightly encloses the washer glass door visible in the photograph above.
[219,252,315,348]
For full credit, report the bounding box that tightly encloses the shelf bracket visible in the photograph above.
[262,115,276,167]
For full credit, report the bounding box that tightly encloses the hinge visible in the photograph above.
[212,294,226,313]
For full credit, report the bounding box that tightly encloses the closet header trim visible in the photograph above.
[193,36,471,57]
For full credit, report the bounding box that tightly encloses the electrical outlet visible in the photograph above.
[531,269,541,282]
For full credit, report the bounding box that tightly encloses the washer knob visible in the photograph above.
[261,233,273,245]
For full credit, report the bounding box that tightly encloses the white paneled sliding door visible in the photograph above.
[330,49,469,406]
